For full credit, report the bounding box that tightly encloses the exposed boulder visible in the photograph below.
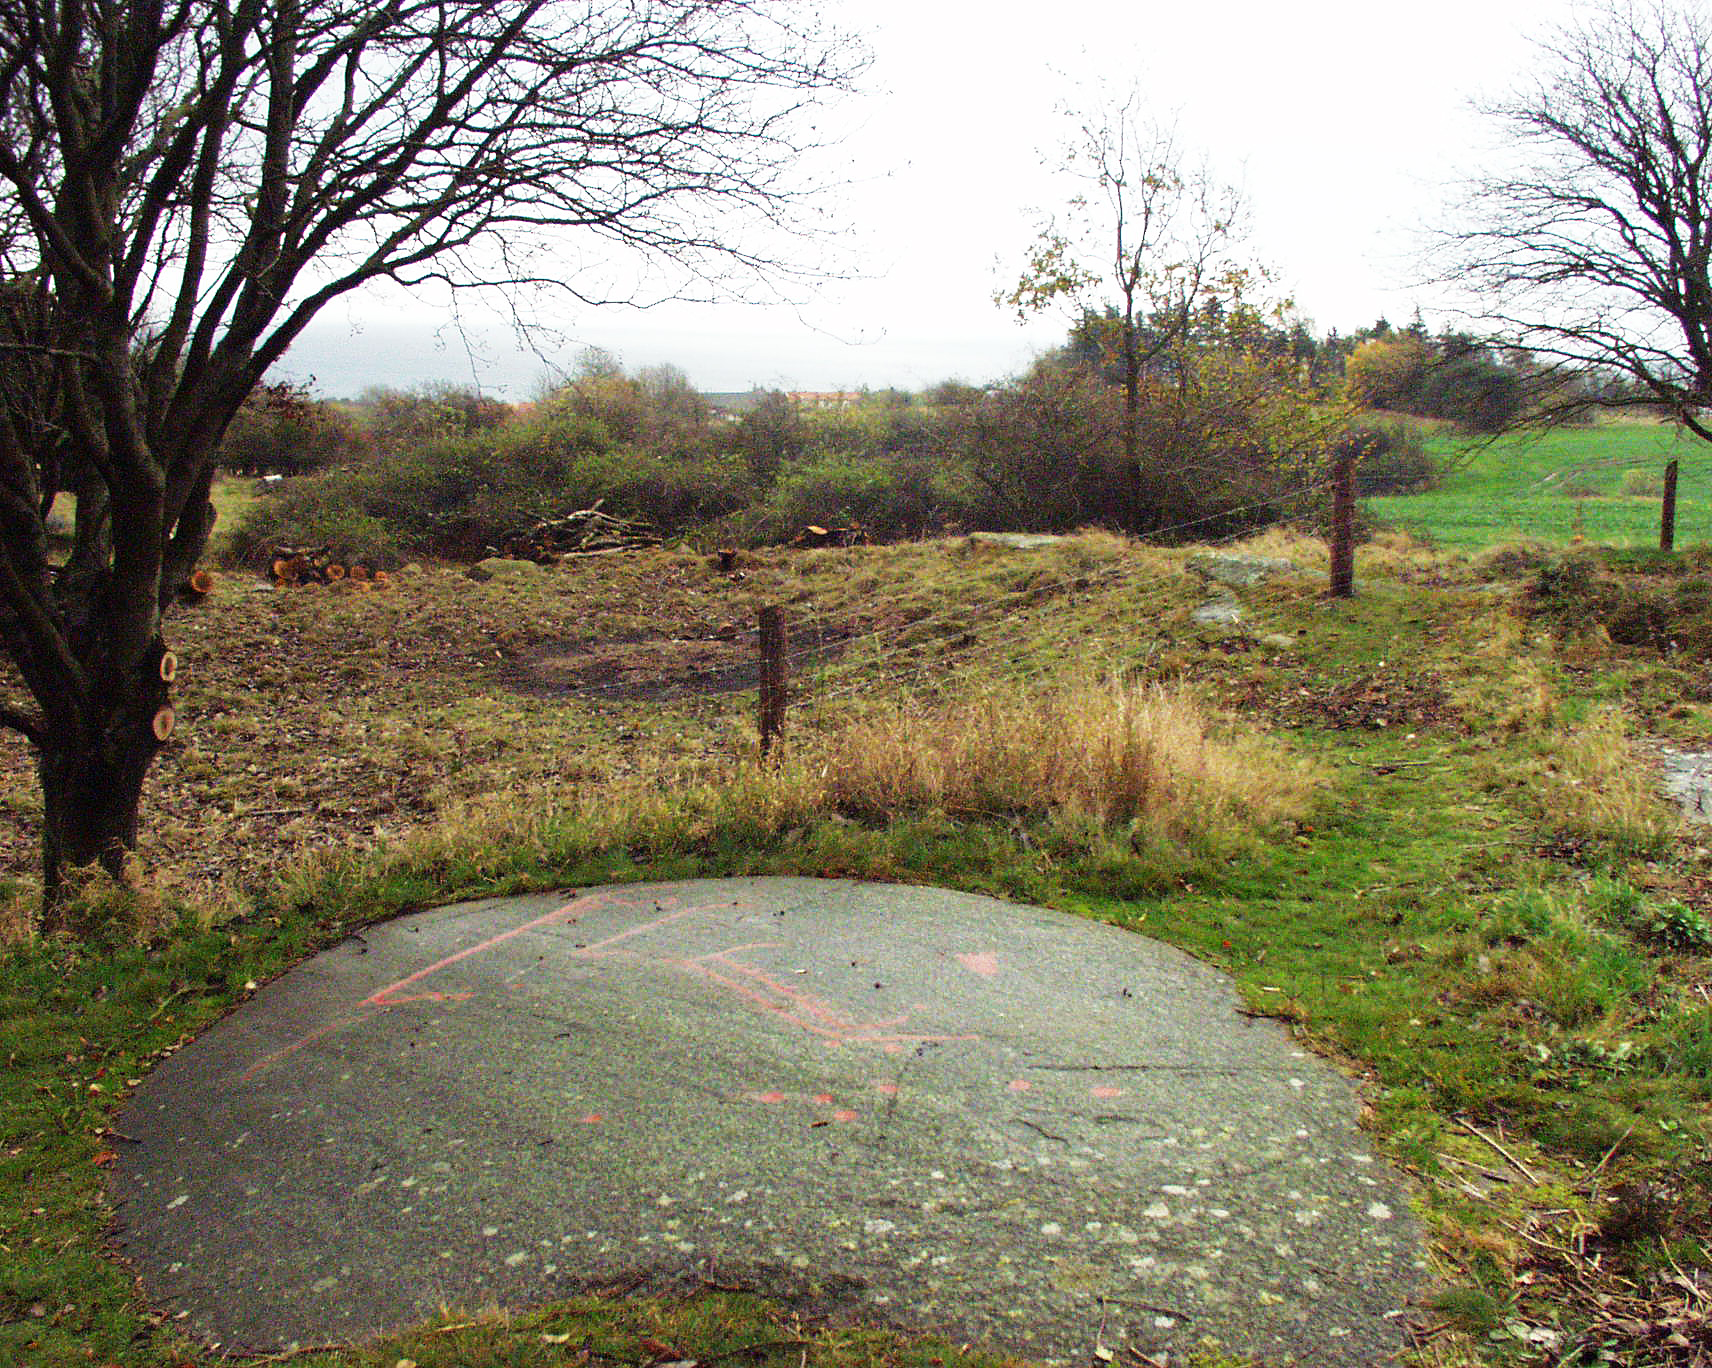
[1185,553,1301,588]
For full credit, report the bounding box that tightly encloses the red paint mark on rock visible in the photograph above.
[1090,1085,1124,1099]
[832,1109,858,1122]
[577,1113,603,1124]
[757,1091,786,1104]
[955,951,1000,976]
[1007,1079,1032,1092]
[813,1093,834,1105]
[875,1082,899,1095]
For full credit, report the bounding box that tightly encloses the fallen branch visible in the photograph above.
[1454,1115,1540,1184]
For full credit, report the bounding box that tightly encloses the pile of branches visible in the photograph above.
[490,504,660,563]
[268,545,392,588]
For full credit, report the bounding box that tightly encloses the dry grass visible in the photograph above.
[817,676,1323,843]
[1445,609,1561,735]
[1538,704,1680,856]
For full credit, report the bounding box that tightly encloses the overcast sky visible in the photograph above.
[272,0,1570,399]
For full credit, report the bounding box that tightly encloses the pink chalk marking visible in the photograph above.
[239,1014,366,1083]
[756,1090,787,1104]
[577,1113,603,1124]
[681,955,975,1052]
[1007,1079,1032,1092]
[245,888,980,1080]
[1090,1085,1124,1099]
[955,951,1000,976]
[364,893,691,1007]
[813,1092,835,1104]
[875,1082,900,1095]
[832,1109,858,1122]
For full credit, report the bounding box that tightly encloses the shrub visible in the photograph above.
[229,406,757,561]
[1342,420,1442,494]
[217,382,366,475]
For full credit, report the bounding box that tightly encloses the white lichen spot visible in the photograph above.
[865,1219,898,1236]
[1350,1153,1374,1165]
[1288,1077,1306,1090]
[1040,1222,1063,1237]
[481,1226,499,1238]
[1293,1209,1322,1226]
[166,1195,188,1210]
[505,1252,528,1267]
[1153,1316,1176,1329]
[1144,1203,1171,1221]
[1367,1201,1394,1220]
[726,1189,749,1204]
[1209,1208,1231,1220]
[1162,1185,1191,1196]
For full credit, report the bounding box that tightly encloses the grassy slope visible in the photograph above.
[4,533,1712,1367]
[1369,421,1712,551]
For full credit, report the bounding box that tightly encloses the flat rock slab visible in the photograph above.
[111,878,1423,1364]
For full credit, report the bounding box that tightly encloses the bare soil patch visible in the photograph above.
[511,624,857,702]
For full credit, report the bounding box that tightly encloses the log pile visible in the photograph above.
[790,523,866,549]
[268,546,392,588]
[177,568,216,604]
[491,505,660,563]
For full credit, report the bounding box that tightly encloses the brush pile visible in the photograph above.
[491,504,660,563]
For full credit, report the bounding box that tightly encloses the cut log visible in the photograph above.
[348,564,370,581]
[158,651,179,683]
[372,570,391,587]
[151,707,176,742]
[271,557,293,581]
[324,563,347,581]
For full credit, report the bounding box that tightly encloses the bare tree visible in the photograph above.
[998,87,1250,522]
[0,0,858,922]
[1441,1,1712,436]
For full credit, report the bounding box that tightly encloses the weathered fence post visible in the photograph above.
[758,604,787,761]
[1661,458,1680,553]
[1329,450,1357,599]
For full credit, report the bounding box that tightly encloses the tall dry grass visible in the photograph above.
[818,677,1321,844]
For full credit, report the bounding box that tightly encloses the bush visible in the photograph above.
[229,406,756,562]
[1343,420,1442,494]
[719,452,979,544]
[217,382,366,475]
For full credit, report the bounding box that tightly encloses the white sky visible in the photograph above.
[273,0,1570,399]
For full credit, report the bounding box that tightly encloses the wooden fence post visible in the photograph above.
[759,605,787,761]
[1329,451,1356,599]
[1662,458,1680,553]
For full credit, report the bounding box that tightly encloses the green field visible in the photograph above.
[1367,420,1712,551]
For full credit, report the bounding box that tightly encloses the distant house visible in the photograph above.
[788,391,864,410]
[700,391,766,418]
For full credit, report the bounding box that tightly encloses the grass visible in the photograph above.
[1367,419,1712,551]
[4,528,1712,1366]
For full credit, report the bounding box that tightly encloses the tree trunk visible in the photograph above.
[1122,314,1142,530]
[35,648,171,929]
[38,740,155,926]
